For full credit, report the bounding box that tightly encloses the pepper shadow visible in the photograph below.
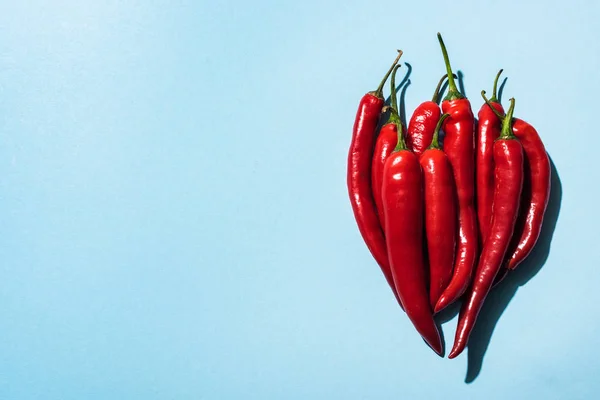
[497,77,508,103]
[398,79,411,128]
[385,62,412,107]
[463,156,562,383]
[457,70,467,98]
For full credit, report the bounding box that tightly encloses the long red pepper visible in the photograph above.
[507,119,551,269]
[433,33,478,313]
[419,114,456,308]
[476,70,505,245]
[449,98,523,358]
[406,74,449,157]
[481,94,551,271]
[372,64,404,230]
[347,51,403,302]
[382,117,443,356]
[420,114,456,309]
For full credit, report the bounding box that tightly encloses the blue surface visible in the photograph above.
[0,0,596,398]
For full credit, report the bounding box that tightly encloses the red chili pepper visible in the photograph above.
[480,95,552,272]
[420,113,456,309]
[347,51,403,302]
[382,118,443,356]
[372,65,404,230]
[476,70,505,245]
[406,74,449,157]
[506,119,551,270]
[449,98,523,359]
[433,33,478,313]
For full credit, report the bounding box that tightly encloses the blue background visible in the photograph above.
[0,0,596,398]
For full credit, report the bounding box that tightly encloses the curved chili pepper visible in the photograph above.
[476,70,505,245]
[382,120,443,356]
[372,65,404,230]
[481,95,552,271]
[347,51,403,302]
[406,74,449,157]
[433,33,478,313]
[507,119,551,269]
[449,98,523,359]
[420,114,456,309]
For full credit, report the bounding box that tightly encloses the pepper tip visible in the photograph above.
[426,337,444,357]
[433,297,446,314]
[448,344,464,359]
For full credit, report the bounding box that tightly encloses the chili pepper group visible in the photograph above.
[346,33,551,358]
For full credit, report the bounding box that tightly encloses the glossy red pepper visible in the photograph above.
[449,98,523,358]
[507,119,551,270]
[347,51,403,302]
[420,113,456,309]
[406,74,449,157]
[476,70,505,245]
[433,33,478,313]
[481,96,552,271]
[372,65,404,230]
[382,119,443,356]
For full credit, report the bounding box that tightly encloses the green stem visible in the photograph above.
[481,90,505,120]
[372,50,403,99]
[389,64,405,150]
[437,33,464,101]
[432,74,458,104]
[490,69,503,103]
[393,122,407,151]
[428,113,450,149]
[499,98,516,139]
[432,74,448,103]
[390,65,400,113]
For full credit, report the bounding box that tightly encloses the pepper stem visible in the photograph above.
[428,114,450,149]
[499,98,516,139]
[389,64,405,150]
[431,74,448,103]
[390,65,400,113]
[481,90,505,120]
[393,122,407,151]
[437,33,464,101]
[372,50,403,99]
[432,74,458,104]
[490,69,503,103]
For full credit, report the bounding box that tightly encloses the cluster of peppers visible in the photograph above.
[346,33,550,358]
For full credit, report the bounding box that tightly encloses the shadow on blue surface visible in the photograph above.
[457,70,467,98]
[398,79,411,128]
[463,156,562,383]
[384,62,412,107]
[497,77,508,103]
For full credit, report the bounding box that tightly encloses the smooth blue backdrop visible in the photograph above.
[0,0,597,398]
